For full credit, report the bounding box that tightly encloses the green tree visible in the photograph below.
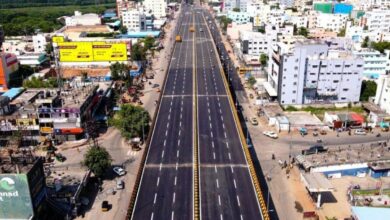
[258,26,265,34]
[297,27,309,37]
[338,28,346,37]
[131,43,146,61]
[82,146,112,177]
[371,41,390,53]
[143,36,156,51]
[110,104,150,140]
[362,36,370,48]
[260,54,268,66]
[219,15,232,31]
[119,25,128,34]
[232,7,240,12]
[360,80,377,101]
[247,76,257,89]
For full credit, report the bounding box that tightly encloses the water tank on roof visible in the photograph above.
[314,3,332,14]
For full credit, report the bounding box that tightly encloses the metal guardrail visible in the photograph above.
[201,11,271,220]
[125,6,184,220]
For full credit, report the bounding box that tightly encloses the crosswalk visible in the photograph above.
[127,150,141,157]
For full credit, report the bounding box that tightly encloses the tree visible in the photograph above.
[110,104,150,140]
[258,27,265,34]
[297,27,309,37]
[23,76,58,88]
[362,36,370,48]
[219,16,232,31]
[360,80,377,101]
[247,76,257,89]
[337,28,346,37]
[143,36,156,51]
[260,54,268,66]
[119,25,128,34]
[232,7,240,12]
[83,146,112,177]
[131,43,146,61]
[371,41,390,53]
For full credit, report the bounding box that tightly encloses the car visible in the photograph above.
[101,201,109,212]
[354,129,367,135]
[302,145,328,155]
[250,117,258,125]
[263,131,278,139]
[199,28,203,32]
[116,180,124,189]
[113,167,126,176]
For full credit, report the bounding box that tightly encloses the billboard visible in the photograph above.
[52,36,65,43]
[0,174,34,219]
[58,41,128,62]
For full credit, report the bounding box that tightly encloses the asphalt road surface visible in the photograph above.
[132,4,194,220]
[132,3,265,220]
[194,9,264,220]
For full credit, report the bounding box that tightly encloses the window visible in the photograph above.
[310,72,315,75]
[292,99,296,103]
[293,90,296,94]
[343,88,349,91]
[311,81,316,83]
[293,82,297,85]
[294,74,298,78]
[333,80,339,83]
[357,65,363,68]
[345,65,351,68]
[335,65,341,68]
[321,65,327,68]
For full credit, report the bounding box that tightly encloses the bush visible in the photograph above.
[285,106,298,111]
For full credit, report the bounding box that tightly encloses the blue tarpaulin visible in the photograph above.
[1,87,24,100]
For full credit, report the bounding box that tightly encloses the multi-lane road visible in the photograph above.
[131,2,268,220]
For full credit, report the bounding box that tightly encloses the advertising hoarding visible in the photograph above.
[58,41,128,62]
[0,174,34,219]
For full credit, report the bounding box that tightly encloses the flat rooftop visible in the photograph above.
[285,112,324,127]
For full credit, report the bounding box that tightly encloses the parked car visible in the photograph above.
[101,201,109,212]
[299,128,308,136]
[116,180,124,189]
[302,145,328,155]
[354,129,367,135]
[250,117,258,125]
[263,131,278,139]
[113,167,126,176]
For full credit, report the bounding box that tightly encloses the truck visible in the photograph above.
[175,35,182,42]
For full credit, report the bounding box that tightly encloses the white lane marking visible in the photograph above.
[181,107,183,112]
[224,132,227,138]
[218,102,221,107]
[221,116,224,121]
[214,165,217,173]
[180,114,183,119]
[222,124,225,129]
[176,162,178,170]
[237,196,241,207]
[230,166,234,173]
[153,193,157,204]
[220,214,223,220]
[228,153,231,160]
[173,193,176,204]
[180,121,182,127]
[177,150,180,157]
[151,213,154,220]
[165,130,168,136]
[216,179,219,188]
[178,139,181,146]
[213,152,216,160]
[226,142,229,149]
[211,141,215,148]
[159,163,162,171]
[171,211,175,220]
[207,102,209,107]
[219,109,222,114]
[169,108,172,113]
[218,195,221,206]
[164,140,167,146]
[179,130,181,136]
[170,101,173,106]
[209,123,212,129]
[233,179,237,189]
[157,177,160,186]
[167,122,170,129]
[174,176,177,186]
[240,215,244,220]
[208,108,210,114]
[211,131,213,138]
[168,115,170,120]
[161,150,165,158]
[209,115,211,121]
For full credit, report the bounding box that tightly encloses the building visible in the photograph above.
[227,11,251,24]
[290,15,308,28]
[0,156,46,220]
[32,34,47,53]
[239,30,269,56]
[64,11,101,26]
[375,75,390,114]
[309,28,338,40]
[353,49,390,79]
[0,53,19,91]
[268,39,364,105]
[143,0,166,19]
[227,22,252,41]
[122,8,146,32]
[316,12,348,32]
[279,0,294,7]
[362,9,390,33]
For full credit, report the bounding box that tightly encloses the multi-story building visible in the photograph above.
[122,8,146,32]
[239,30,269,56]
[375,74,390,114]
[290,15,308,28]
[361,9,390,33]
[316,12,348,32]
[32,34,47,53]
[267,39,364,105]
[353,49,390,79]
[227,11,251,24]
[143,0,166,19]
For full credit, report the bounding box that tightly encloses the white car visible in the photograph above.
[263,131,278,139]
[113,167,126,176]
[354,129,367,135]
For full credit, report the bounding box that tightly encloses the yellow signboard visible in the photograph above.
[92,42,127,61]
[52,36,65,43]
[58,41,127,62]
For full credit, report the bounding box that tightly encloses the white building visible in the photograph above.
[227,11,251,24]
[32,34,47,53]
[316,12,348,32]
[143,0,166,19]
[375,75,390,114]
[122,8,146,32]
[290,15,308,28]
[239,30,269,56]
[64,11,101,26]
[268,39,364,105]
[362,9,390,33]
[353,49,390,79]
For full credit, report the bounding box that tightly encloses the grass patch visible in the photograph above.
[352,189,380,196]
